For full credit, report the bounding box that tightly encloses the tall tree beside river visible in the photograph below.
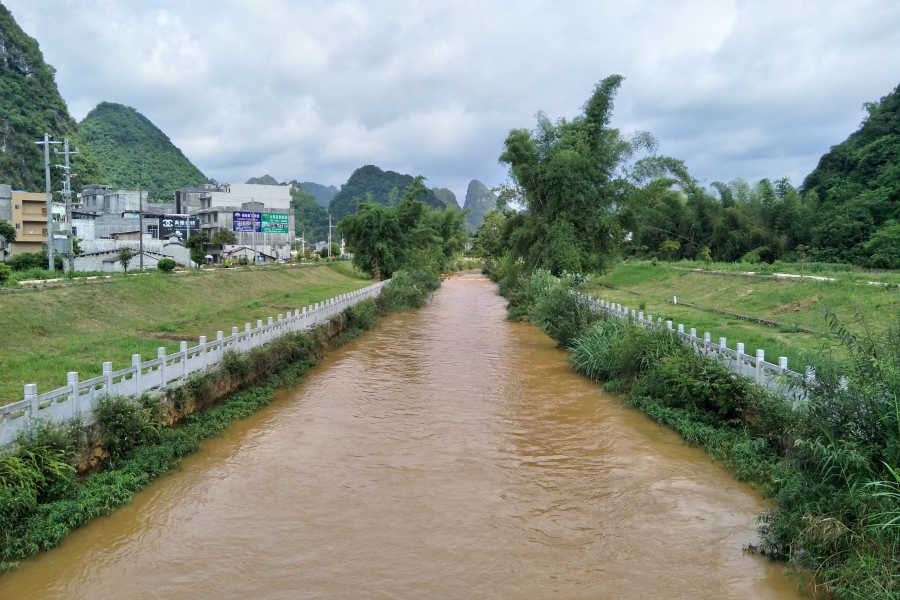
[497,75,658,275]
[340,176,468,279]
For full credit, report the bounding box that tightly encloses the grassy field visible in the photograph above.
[0,262,372,405]
[584,261,900,372]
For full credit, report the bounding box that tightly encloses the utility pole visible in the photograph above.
[327,213,333,257]
[35,133,61,271]
[138,165,144,271]
[54,138,79,273]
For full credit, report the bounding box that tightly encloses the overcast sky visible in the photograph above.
[6,0,900,205]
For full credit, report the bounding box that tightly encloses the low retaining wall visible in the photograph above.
[578,292,818,402]
[0,279,389,446]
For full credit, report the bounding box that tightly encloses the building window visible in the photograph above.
[15,223,20,229]
[42,207,47,215]
[14,204,19,209]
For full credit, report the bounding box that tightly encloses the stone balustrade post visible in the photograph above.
[67,372,79,418]
[756,349,765,384]
[158,347,167,386]
[666,320,672,329]
[216,331,224,363]
[779,357,788,372]
[180,342,188,378]
[198,337,207,371]
[678,324,684,333]
[256,321,263,347]
[132,354,142,394]
[244,324,251,352]
[103,361,113,393]
[25,383,38,421]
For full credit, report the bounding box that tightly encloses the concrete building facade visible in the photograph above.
[10,191,48,254]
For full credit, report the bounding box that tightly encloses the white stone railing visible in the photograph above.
[576,292,816,402]
[0,279,390,446]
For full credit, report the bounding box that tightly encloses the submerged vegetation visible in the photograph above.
[0,271,438,572]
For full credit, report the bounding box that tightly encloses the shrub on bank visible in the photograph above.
[376,269,440,314]
[156,258,176,273]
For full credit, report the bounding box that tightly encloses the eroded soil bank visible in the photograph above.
[0,273,806,599]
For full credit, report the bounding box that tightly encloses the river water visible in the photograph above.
[0,273,805,599]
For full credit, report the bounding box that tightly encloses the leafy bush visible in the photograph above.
[156,258,176,272]
[344,298,379,331]
[222,350,251,380]
[377,270,440,313]
[93,395,161,460]
[4,251,62,272]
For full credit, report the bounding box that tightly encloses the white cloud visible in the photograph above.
[6,0,900,202]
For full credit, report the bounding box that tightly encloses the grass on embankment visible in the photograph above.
[584,262,900,371]
[0,263,372,406]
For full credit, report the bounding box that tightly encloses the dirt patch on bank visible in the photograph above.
[773,300,816,315]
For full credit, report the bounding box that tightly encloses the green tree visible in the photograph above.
[0,221,17,248]
[0,263,11,284]
[117,247,135,273]
[697,245,712,267]
[184,232,210,268]
[340,202,401,279]
[497,75,655,275]
[659,239,680,262]
[210,229,237,246]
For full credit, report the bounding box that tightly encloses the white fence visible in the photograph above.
[0,280,390,446]
[577,293,814,401]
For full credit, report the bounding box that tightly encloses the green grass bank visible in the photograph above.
[0,262,372,406]
[0,269,441,573]
[584,261,900,371]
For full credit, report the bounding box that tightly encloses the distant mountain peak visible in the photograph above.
[246,174,281,186]
[79,101,207,201]
[463,179,496,231]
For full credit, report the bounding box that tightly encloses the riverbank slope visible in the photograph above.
[0,263,372,405]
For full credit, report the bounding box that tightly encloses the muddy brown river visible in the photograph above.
[0,273,805,599]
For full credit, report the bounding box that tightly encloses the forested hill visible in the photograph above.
[800,82,900,263]
[329,165,447,220]
[0,4,103,193]
[79,102,208,202]
[624,80,900,268]
[463,180,496,231]
[432,187,458,208]
[246,174,279,185]
[300,181,338,207]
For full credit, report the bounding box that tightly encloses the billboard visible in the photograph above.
[232,211,261,232]
[232,211,289,234]
[261,212,289,234]
[160,215,199,239]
